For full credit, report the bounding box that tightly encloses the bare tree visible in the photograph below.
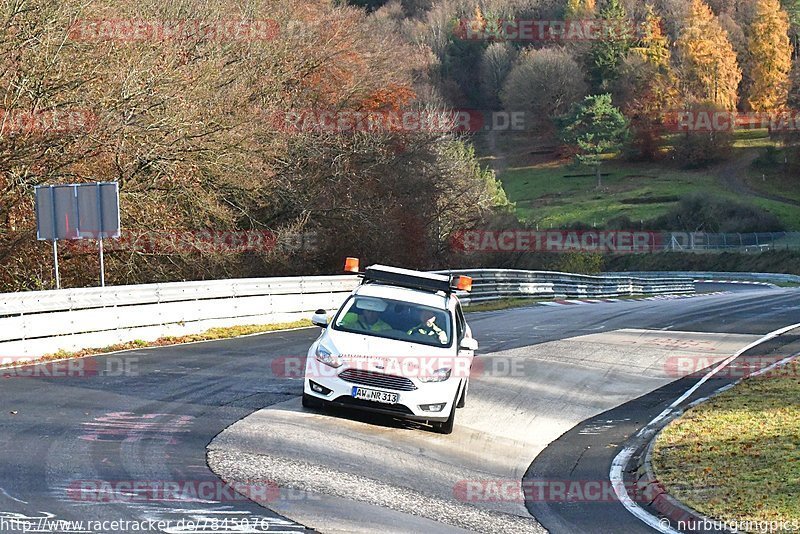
[480,42,517,110]
[500,47,588,131]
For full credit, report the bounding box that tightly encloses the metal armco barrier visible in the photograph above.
[437,270,694,305]
[607,271,800,285]
[0,270,694,359]
[0,276,359,358]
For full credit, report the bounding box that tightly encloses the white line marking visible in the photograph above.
[610,447,682,534]
[0,488,28,504]
[610,321,800,534]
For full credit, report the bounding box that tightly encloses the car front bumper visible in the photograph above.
[302,362,461,422]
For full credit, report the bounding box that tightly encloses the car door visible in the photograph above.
[455,302,472,346]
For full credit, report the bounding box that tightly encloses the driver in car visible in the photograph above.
[407,309,448,345]
[340,302,393,333]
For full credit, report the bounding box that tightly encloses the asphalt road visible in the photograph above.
[1,286,799,534]
[526,331,800,534]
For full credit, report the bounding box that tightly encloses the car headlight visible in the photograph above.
[419,367,451,383]
[315,344,342,368]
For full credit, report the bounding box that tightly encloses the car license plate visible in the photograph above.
[351,386,398,404]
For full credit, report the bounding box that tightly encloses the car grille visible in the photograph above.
[338,369,417,391]
[333,396,414,415]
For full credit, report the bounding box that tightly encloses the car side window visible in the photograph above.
[455,304,466,343]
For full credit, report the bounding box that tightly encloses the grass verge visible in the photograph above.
[464,297,546,312]
[477,128,800,230]
[464,292,692,312]
[1,320,312,367]
[652,359,800,528]
[498,160,717,226]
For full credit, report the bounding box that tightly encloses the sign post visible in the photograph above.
[35,182,121,288]
[52,240,61,289]
[98,238,105,287]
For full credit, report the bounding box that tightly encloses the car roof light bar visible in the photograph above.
[345,259,472,294]
[363,265,453,294]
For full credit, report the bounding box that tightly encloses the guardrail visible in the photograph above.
[439,269,694,304]
[0,276,359,359]
[607,271,800,285]
[0,270,694,359]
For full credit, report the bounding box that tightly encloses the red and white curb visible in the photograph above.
[610,322,800,533]
[695,279,776,287]
[536,292,727,307]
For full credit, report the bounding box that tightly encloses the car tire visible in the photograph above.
[456,379,467,409]
[433,391,458,434]
[302,393,324,410]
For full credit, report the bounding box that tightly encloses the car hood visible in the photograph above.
[321,329,452,362]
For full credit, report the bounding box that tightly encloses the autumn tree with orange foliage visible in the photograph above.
[565,0,596,19]
[675,0,742,111]
[614,5,678,160]
[746,0,792,111]
[0,0,507,290]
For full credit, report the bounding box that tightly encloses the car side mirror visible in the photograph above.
[459,337,478,351]
[311,309,329,328]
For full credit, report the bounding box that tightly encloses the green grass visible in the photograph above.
[652,359,800,527]
[731,128,777,148]
[464,297,545,312]
[749,197,800,230]
[749,173,800,204]
[499,160,734,227]
[156,321,312,343]
[0,320,313,366]
[747,148,800,204]
[605,250,800,275]
[478,128,800,230]
[464,293,693,312]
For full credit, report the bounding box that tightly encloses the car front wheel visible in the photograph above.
[456,379,468,408]
[433,391,458,434]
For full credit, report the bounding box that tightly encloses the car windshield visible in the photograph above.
[333,295,452,348]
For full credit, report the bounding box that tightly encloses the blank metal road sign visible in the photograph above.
[35,182,120,241]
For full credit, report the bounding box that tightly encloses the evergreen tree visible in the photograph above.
[747,0,792,111]
[588,0,633,91]
[632,4,670,69]
[559,94,629,187]
[675,0,742,110]
[620,5,678,160]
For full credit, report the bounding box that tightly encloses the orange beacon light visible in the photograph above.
[344,257,360,273]
[455,275,473,292]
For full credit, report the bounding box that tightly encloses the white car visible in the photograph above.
[302,261,478,434]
